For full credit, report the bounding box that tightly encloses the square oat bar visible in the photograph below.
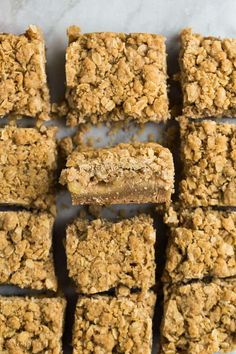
[180,28,236,118]
[0,126,57,211]
[72,292,156,354]
[66,26,169,126]
[0,296,66,353]
[60,142,174,205]
[66,215,155,293]
[160,279,236,354]
[0,211,57,291]
[179,118,236,207]
[0,26,50,120]
[163,207,236,282]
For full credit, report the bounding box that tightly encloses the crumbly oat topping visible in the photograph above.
[160,279,236,354]
[60,142,174,205]
[73,292,156,354]
[66,26,169,126]
[0,26,50,120]
[0,126,57,212]
[180,28,236,118]
[179,118,236,206]
[66,215,155,294]
[163,207,236,282]
[0,211,57,291]
[0,296,65,353]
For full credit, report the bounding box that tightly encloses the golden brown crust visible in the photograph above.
[66,26,169,126]
[163,208,236,282]
[0,26,50,120]
[160,279,236,354]
[60,142,174,205]
[0,296,66,353]
[73,292,156,354]
[179,118,236,207]
[0,211,57,291]
[180,28,236,118]
[66,215,155,293]
[0,126,57,212]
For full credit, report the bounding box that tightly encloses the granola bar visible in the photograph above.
[179,118,236,206]
[160,279,236,354]
[163,207,236,282]
[0,296,66,353]
[0,126,57,211]
[72,292,156,354]
[66,26,169,126]
[0,211,57,291]
[0,26,50,120]
[60,142,174,205]
[180,28,236,118]
[66,214,155,293]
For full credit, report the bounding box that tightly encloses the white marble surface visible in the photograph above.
[0,1,235,353]
[1,0,236,102]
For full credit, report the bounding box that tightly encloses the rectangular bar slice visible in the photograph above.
[0,296,66,353]
[72,292,156,354]
[60,142,174,205]
[0,211,57,291]
[179,118,236,207]
[66,214,155,293]
[0,26,50,120]
[163,207,236,282]
[0,126,57,211]
[66,26,169,126]
[180,28,236,118]
[160,279,236,354]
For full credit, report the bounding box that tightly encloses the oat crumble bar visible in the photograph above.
[160,279,236,354]
[0,296,66,353]
[60,142,174,205]
[163,207,236,283]
[180,28,236,118]
[66,214,155,294]
[72,291,156,354]
[179,118,236,206]
[66,26,169,126]
[0,26,50,120]
[0,211,57,291]
[0,126,57,211]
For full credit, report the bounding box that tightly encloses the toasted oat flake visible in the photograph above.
[66,26,169,125]
[72,292,156,354]
[0,211,57,290]
[0,26,50,120]
[66,214,155,293]
[0,296,66,353]
[180,28,236,118]
[0,126,57,211]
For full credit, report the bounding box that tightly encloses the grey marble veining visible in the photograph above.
[0,1,235,354]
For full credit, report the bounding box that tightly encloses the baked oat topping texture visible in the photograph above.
[160,279,236,354]
[66,26,169,126]
[163,207,236,282]
[179,117,236,207]
[60,142,174,205]
[73,292,156,354]
[0,126,57,212]
[180,28,236,118]
[0,296,66,354]
[66,214,155,294]
[0,211,57,291]
[0,25,50,120]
